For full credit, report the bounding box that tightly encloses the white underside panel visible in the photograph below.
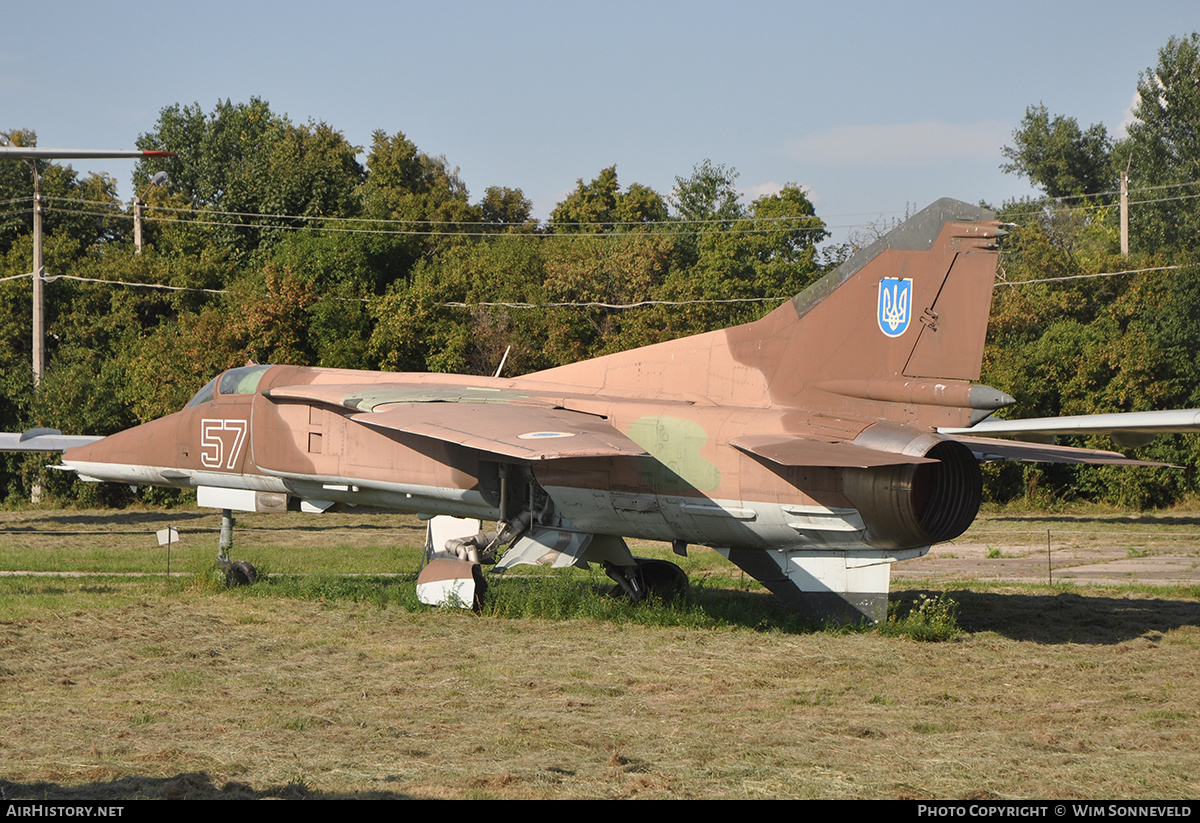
[546,486,869,550]
[416,577,478,609]
[717,546,927,594]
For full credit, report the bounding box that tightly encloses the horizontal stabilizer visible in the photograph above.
[350,403,647,461]
[730,435,937,468]
[942,410,1200,441]
[948,435,1171,466]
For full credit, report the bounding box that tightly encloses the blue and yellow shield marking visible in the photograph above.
[877,277,913,337]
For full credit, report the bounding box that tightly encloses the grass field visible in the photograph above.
[1,506,1199,799]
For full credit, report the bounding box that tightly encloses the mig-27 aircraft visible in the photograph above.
[13,199,1163,622]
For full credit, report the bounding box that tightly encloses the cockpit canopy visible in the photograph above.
[185,365,272,408]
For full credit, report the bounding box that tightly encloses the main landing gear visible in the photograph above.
[602,558,689,603]
[417,514,691,609]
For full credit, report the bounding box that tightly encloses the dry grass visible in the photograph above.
[1,507,1199,799]
[896,506,1200,590]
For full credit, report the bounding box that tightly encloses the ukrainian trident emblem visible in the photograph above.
[877,277,913,337]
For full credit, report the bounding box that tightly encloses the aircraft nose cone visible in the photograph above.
[62,414,183,483]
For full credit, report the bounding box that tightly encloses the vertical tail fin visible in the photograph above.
[725,198,1008,422]
[524,198,1008,425]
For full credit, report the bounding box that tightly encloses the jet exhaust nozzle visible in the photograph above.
[842,423,982,549]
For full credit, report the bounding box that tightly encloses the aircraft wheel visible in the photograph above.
[604,558,688,603]
[225,560,259,587]
[637,557,689,600]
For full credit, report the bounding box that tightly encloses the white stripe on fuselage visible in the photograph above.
[65,458,884,552]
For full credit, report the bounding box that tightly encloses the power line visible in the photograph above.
[997,190,1200,225]
[25,195,881,234]
[442,296,790,309]
[43,274,228,294]
[28,264,1193,304]
[15,177,1200,247]
[1011,179,1200,207]
[16,160,1200,231]
[995,265,1181,287]
[0,269,230,295]
[46,204,836,239]
[1125,179,1200,194]
[43,193,896,227]
[140,202,828,230]
[14,273,795,309]
[1128,192,1200,207]
[43,194,831,231]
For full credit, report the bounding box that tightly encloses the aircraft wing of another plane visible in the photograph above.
[0,428,105,452]
[941,410,1200,444]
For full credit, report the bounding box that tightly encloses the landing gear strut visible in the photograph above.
[216,507,258,587]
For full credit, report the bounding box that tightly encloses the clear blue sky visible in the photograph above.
[2,1,1195,242]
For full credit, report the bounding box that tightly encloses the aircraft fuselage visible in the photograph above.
[64,364,887,552]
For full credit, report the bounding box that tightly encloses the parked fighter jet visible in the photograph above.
[30,199,1162,621]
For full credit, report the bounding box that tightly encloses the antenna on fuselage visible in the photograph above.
[493,346,512,378]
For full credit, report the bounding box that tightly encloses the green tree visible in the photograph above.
[982,34,1200,507]
[359,129,480,269]
[265,232,385,368]
[549,166,667,232]
[1122,33,1200,254]
[550,166,620,230]
[647,183,826,340]
[370,237,549,375]
[134,99,364,261]
[670,160,743,224]
[541,234,676,359]
[1001,105,1114,198]
[616,182,669,226]
[479,185,533,228]
[360,130,467,204]
[665,160,747,275]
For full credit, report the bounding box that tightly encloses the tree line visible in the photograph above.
[2,33,1199,508]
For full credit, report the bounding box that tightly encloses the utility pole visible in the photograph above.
[132,174,168,256]
[0,146,175,385]
[1120,155,1132,259]
[31,163,44,385]
[133,196,143,254]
